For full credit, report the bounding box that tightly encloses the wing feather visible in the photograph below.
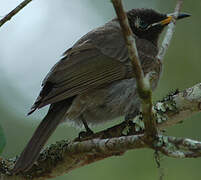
[35,47,129,109]
[31,20,136,111]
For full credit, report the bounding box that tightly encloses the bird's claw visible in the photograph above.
[79,129,94,139]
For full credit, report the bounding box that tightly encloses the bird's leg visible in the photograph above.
[79,116,94,138]
[82,118,94,134]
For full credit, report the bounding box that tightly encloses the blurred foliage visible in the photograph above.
[0,0,201,180]
[0,124,6,154]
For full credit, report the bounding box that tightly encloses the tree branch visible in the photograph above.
[111,0,157,139]
[1,0,199,179]
[74,82,201,142]
[157,0,183,61]
[0,0,33,28]
[0,82,200,179]
[110,0,184,142]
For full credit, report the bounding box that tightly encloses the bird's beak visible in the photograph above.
[160,12,191,26]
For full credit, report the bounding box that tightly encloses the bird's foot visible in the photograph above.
[79,117,94,139]
[123,112,141,135]
[122,120,133,136]
[79,129,94,139]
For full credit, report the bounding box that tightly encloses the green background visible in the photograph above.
[0,0,201,179]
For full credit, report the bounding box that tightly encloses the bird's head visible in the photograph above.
[127,8,190,45]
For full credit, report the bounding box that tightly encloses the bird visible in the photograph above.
[13,8,190,173]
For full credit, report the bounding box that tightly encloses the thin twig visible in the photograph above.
[0,0,33,28]
[111,0,144,87]
[156,1,184,175]
[157,0,184,61]
[111,0,157,139]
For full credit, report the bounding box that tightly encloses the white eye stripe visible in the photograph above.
[135,16,141,28]
[147,21,161,29]
[134,16,150,30]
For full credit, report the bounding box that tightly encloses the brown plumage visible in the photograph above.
[13,8,190,173]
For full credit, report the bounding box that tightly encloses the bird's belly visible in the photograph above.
[65,78,140,128]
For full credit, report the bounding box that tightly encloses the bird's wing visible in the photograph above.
[71,20,129,63]
[29,22,133,113]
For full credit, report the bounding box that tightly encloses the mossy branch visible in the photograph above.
[0,83,201,179]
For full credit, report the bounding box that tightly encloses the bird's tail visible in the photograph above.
[13,99,72,173]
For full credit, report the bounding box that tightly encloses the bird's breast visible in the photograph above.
[65,78,140,127]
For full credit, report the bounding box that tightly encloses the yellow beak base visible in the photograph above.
[160,16,173,25]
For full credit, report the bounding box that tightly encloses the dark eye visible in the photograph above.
[139,21,149,30]
[135,17,150,30]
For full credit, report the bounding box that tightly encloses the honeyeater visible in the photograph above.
[13,8,190,173]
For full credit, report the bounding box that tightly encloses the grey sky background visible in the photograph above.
[0,0,157,120]
[0,0,104,119]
